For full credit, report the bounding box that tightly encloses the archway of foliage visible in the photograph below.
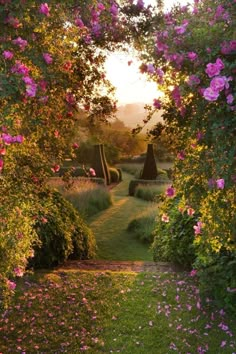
[0,0,153,304]
[133,0,235,309]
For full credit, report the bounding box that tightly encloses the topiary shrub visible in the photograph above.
[116,168,122,181]
[91,144,107,184]
[109,167,120,183]
[101,144,111,185]
[30,191,96,268]
[152,195,198,267]
[140,144,158,180]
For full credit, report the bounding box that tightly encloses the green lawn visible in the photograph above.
[1,270,235,353]
[89,172,159,261]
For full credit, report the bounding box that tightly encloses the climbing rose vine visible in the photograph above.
[135,0,236,309]
[0,0,153,306]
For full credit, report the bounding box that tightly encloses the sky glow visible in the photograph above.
[105,0,192,105]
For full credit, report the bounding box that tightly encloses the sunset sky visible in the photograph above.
[105,0,191,105]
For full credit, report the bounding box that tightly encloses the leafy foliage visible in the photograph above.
[152,196,198,267]
[109,167,120,183]
[132,0,236,308]
[31,192,96,268]
[134,183,167,202]
[127,210,157,243]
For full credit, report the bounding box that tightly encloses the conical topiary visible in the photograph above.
[140,144,158,180]
[100,144,111,185]
[91,144,107,184]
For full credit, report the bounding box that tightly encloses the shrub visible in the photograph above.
[152,195,198,267]
[134,184,168,202]
[91,144,107,184]
[30,191,96,268]
[127,210,157,243]
[197,250,236,313]
[109,167,120,183]
[116,168,123,181]
[101,144,111,185]
[129,178,171,196]
[140,144,158,180]
[58,167,87,177]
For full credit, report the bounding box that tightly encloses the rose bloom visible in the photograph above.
[43,53,53,64]
[166,186,175,197]
[39,3,50,16]
[161,213,169,223]
[203,87,219,101]
[216,178,225,189]
[205,58,224,77]
[187,207,195,216]
[210,76,227,92]
[3,50,14,60]
[188,52,198,61]
[7,280,16,291]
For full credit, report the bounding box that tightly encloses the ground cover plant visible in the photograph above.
[48,178,112,219]
[0,269,235,353]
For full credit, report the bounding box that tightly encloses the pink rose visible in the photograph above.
[12,37,28,51]
[161,213,169,223]
[210,76,227,92]
[7,280,16,291]
[216,178,224,189]
[3,50,14,60]
[153,99,161,109]
[43,53,53,64]
[205,58,224,77]
[188,52,198,61]
[203,87,219,101]
[39,3,50,16]
[226,94,234,104]
[193,221,203,235]
[166,186,175,197]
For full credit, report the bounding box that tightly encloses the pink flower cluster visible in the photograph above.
[39,3,50,17]
[0,132,24,172]
[166,186,175,197]
[153,98,161,109]
[193,221,203,235]
[174,20,189,35]
[12,37,28,51]
[203,58,233,102]
[205,58,224,78]
[2,50,14,60]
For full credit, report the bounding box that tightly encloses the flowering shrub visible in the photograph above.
[136,0,235,308]
[0,0,153,305]
[152,195,198,267]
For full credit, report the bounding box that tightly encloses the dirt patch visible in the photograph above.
[57,260,185,273]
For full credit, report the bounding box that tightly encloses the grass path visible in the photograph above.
[89,172,159,261]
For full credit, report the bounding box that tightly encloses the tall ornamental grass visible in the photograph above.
[48,178,112,219]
